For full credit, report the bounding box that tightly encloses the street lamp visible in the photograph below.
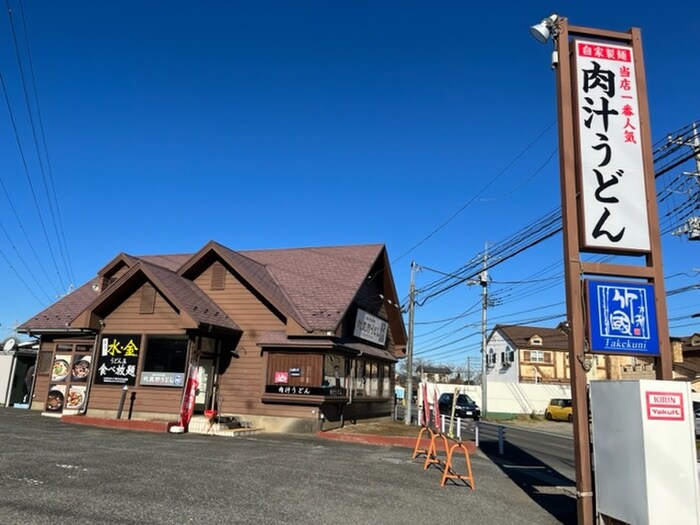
[529,14,559,43]
[530,13,562,69]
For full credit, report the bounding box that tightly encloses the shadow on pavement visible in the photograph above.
[478,439,577,524]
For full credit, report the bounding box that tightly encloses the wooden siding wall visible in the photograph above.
[89,284,184,415]
[195,262,317,419]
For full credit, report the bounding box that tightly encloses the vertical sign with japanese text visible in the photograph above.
[95,335,140,386]
[574,39,651,253]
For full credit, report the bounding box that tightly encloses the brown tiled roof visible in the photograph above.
[673,357,700,378]
[241,244,385,332]
[20,242,389,335]
[495,324,569,351]
[18,281,100,332]
[136,254,192,272]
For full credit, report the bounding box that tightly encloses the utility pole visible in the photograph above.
[670,122,700,240]
[405,261,417,426]
[479,245,489,418]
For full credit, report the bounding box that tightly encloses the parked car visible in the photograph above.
[545,398,573,422]
[437,392,480,420]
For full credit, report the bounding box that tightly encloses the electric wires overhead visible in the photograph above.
[0,0,75,306]
[407,119,700,368]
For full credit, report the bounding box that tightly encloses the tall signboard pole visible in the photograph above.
[538,15,672,525]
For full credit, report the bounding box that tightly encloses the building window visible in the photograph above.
[141,336,188,381]
[530,335,543,346]
[528,350,550,363]
[323,354,346,394]
[487,349,496,367]
[352,359,391,398]
[501,346,514,366]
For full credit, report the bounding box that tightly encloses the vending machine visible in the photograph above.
[590,380,700,524]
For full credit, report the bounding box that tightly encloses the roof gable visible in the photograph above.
[494,324,569,352]
[73,261,240,333]
[179,241,387,333]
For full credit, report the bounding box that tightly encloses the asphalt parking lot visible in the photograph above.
[0,408,576,524]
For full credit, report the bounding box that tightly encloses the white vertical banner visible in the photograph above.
[574,39,651,252]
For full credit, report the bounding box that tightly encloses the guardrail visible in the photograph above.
[438,415,506,455]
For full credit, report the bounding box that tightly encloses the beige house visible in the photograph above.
[671,334,700,389]
[485,324,653,385]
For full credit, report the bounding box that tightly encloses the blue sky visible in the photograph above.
[0,1,697,368]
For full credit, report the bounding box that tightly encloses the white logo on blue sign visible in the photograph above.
[587,280,659,355]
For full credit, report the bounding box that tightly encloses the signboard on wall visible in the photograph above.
[94,335,140,386]
[586,280,659,355]
[353,309,388,346]
[574,39,651,253]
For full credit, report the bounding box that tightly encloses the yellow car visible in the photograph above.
[545,398,573,422]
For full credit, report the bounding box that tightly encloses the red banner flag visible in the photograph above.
[178,364,199,430]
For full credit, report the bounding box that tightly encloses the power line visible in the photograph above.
[392,120,557,263]
[4,0,71,290]
[16,0,75,285]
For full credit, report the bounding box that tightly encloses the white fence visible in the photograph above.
[418,381,572,416]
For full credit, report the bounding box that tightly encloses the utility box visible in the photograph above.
[590,380,700,524]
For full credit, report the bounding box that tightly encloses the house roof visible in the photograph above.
[240,243,386,332]
[19,281,100,333]
[494,324,569,352]
[673,356,700,378]
[19,242,394,338]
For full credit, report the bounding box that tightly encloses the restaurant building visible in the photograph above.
[18,241,406,433]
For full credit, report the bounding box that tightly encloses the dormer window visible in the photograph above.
[529,335,543,346]
[691,335,700,347]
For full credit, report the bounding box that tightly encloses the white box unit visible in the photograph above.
[590,380,700,524]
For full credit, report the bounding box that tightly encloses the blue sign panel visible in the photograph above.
[586,280,659,355]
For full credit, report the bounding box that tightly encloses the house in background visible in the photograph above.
[671,334,700,388]
[419,365,452,383]
[486,324,652,386]
[19,241,406,434]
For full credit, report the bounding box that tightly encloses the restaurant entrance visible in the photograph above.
[195,356,216,413]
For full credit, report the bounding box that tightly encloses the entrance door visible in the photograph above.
[195,358,215,412]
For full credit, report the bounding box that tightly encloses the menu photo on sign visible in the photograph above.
[70,355,92,382]
[95,335,140,386]
[64,385,87,412]
[46,384,66,412]
[51,354,72,382]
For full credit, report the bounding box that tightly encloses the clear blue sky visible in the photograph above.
[0,1,697,368]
